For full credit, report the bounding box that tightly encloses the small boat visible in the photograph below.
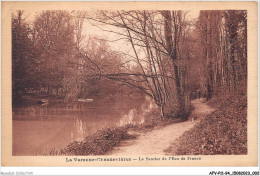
[41,99,49,103]
[78,98,93,102]
[37,99,49,104]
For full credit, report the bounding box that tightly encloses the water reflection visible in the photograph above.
[12,96,155,155]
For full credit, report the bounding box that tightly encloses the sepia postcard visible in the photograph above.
[1,1,258,167]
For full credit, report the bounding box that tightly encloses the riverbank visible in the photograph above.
[108,99,214,156]
[47,108,187,156]
[165,89,247,155]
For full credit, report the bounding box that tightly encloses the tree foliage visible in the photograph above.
[195,10,247,100]
[33,11,76,93]
[12,11,38,103]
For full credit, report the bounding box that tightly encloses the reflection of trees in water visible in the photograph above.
[71,117,84,141]
[69,96,155,140]
[118,97,156,126]
[13,96,155,147]
[13,95,148,116]
[13,96,153,122]
[119,109,135,126]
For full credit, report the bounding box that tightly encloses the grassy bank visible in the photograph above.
[49,127,136,155]
[166,89,247,155]
[47,109,187,156]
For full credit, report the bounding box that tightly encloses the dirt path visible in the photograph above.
[108,99,215,156]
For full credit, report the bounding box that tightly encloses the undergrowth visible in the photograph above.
[166,88,247,155]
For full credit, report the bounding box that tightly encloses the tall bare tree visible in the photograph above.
[84,10,192,118]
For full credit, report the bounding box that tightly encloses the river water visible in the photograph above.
[12,96,155,155]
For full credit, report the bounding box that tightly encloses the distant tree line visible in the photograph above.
[12,10,130,104]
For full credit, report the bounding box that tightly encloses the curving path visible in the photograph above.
[108,99,214,156]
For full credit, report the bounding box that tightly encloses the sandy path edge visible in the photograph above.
[108,99,215,156]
